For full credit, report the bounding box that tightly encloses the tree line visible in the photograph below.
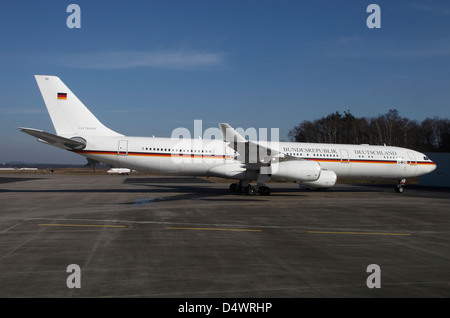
[288,109,450,152]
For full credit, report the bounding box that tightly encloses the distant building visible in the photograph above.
[419,153,450,187]
[0,168,38,171]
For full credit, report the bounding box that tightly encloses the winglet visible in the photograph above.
[219,123,247,143]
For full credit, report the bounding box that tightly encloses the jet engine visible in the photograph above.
[301,169,337,189]
[268,160,321,182]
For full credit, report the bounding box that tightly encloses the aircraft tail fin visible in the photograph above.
[34,75,123,137]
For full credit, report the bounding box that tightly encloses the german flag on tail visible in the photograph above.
[57,92,67,100]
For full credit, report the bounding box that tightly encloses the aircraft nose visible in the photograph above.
[423,154,437,173]
[430,162,437,173]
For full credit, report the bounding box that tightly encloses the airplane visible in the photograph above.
[107,168,132,175]
[19,75,437,195]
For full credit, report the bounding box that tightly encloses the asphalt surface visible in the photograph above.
[0,173,449,298]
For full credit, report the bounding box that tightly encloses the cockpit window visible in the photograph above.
[423,156,429,160]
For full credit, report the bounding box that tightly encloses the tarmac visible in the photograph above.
[0,173,449,298]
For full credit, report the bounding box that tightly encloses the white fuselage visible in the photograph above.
[73,135,436,181]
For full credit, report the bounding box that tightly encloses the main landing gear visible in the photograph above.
[229,181,271,196]
[395,179,406,193]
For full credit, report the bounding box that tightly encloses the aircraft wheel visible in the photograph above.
[395,185,404,193]
[246,185,257,196]
[395,179,406,193]
[229,183,238,192]
[258,186,271,196]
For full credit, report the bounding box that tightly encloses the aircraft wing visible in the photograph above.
[219,123,298,167]
[18,127,86,150]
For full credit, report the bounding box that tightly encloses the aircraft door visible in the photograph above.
[405,151,417,177]
[118,140,128,156]
[338,148,351,177]
[407,151,416,165]
[340,149,349,163]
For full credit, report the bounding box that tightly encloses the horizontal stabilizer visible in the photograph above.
[18,127,86,150]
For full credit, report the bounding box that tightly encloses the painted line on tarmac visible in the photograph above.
[167,226,262,232]
[307,231,411,236]
[39,224,126,228]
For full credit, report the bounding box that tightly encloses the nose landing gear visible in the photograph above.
[395,179,406,193]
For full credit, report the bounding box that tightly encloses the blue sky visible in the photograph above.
[1,0,450,163]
